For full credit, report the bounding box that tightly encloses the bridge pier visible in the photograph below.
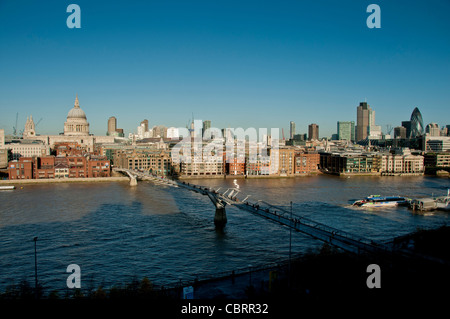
[129,176,138,186]
[214,206,227,229]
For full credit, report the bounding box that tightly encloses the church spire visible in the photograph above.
[74,94,79,108]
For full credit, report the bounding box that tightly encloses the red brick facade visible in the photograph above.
[8,155,110,180]
[294,152,320,174]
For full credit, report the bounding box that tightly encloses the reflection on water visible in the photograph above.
[0,176,449,292]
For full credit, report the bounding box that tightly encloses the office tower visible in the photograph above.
[290,121,296,140]
[107,116,124,137]
[107,116,117,135]
[337,121,355,141]
[401,121,412,138]
[203,120,211,138]
[426,123,440,136]
[356,102,374,141]
[308,123,319,141]
[394,126,407,139]
[446,125,450,136]
[368,125,382,139]
[141,119,149,132]
[410,107,424,138]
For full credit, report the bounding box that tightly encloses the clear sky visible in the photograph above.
[0,0,449,137]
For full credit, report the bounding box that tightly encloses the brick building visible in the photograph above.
[294,152,320,174]
[278,148,295,176]
[35,156,55,179]
[8,157,34,179]
[88,156,111,177]
[8,155,110,179]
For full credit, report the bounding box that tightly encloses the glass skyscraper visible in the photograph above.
[337,121,355,141]
[410,107,424,138]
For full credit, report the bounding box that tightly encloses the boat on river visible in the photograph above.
[0,185,15,190]
[352,195,409,208]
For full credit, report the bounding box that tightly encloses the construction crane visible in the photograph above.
[35,118,43,128]
[12,112,18,136]
[386,124,393,135]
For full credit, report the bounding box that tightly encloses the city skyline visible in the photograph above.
[1,1,449,137]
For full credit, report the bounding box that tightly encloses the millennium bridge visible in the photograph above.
[114,168,445,263]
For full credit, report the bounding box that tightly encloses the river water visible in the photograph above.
[0,175,449,293]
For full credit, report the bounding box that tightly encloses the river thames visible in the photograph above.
[0,175,449,293]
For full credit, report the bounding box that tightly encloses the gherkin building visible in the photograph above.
[410,107,424,138]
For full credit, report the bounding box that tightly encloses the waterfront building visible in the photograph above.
[246,152,271,176]
[308,124,319,141]
[55,156,69,178]
[319,151,380,175]
[180,161,224,177]
[337,121,355,141]
[356,102,375,142]
[378,148,424,175]
[320,148,424,176]
[424,152,450,169]
[67,156,88,178]
[226,156,246,175]
[113,148,173,176]
[88,156,111,177]
[278,148,295,176]
[8,157,34,179]
[7,154,110,180]
[410,107,424,138]
[294,151,320,174]
[34,156,56,179]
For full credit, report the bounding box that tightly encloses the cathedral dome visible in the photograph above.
[67,95,87,120]
[64,95,90,136]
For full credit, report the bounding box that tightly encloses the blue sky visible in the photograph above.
[0,0,449,137]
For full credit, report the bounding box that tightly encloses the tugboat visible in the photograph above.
[352,195,409,208]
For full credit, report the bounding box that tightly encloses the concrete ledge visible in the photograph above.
[0,176,129,185]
